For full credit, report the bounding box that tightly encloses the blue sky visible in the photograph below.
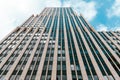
[0,0,120,40]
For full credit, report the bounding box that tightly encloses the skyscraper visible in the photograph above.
[0,7,120,80]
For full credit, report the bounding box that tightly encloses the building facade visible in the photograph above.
[0,7,120,80]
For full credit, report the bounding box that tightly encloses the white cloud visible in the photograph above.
[96,24,108,31]
[115,27,120,31]
[0,0,61,40]
[0,0,97,41]
[62,0,97,21]
[110,26,120,31]
[107,0,120,17]
[109,20,120,31]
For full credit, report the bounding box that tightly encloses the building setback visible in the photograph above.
[0,7,120,80]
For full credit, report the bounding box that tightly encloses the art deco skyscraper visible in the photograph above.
[0,7,120,80]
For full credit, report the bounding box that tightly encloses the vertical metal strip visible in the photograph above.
[0,28,24,54]
[19,14,51,80]
[17,28,40,80]
[35,8,55,80]
[103,31,120,50]
[4,27,36,79]
[0,28,31,69]
[66,9,88,80]
[0,14,36,54]
[79,15,120,79]
[81,15,120,65]
[4,10,46,79]
[31,15,41,28]
[111,32,120,41]
[0,27,19,44]
[63,8,72,80]
[51,8,60,80]
[94,28,120,65]
[72,15,104,80]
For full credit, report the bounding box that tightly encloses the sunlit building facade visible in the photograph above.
[0,7,120,80]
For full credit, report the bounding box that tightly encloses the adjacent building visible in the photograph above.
[0,7,120,80]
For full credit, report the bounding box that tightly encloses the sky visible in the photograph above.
[0,0,120,40]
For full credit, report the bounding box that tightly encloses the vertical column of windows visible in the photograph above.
[42,15,57,80]
[9,28,38,79]
[34,16,43,27]
[64,9,82,80]
[80,16,115,79]
[98,32,120,76]
[57,8,62,80]
[0,29,28,79]
[28,16,38,27]
[34,8,56,80]
[0,29,26,63]
[0,28,23,54]
[33,8,53,79]
[70,15,96,79]
[6,30,34,79]
[105,32,120,56]
[75,16,107,79]
[90,32,117,79]
[56,8,67,80]
[20,13,50,79]
[0,32,17,60]
[23,30,42,80]
[51,8,60,80]
[80,16,120,71]
[40,10,56,80]
[110,32,120,46]
[61,9,67,80]
[56,8,59,16]
[0,32,16,50]
[28,32,46,80]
